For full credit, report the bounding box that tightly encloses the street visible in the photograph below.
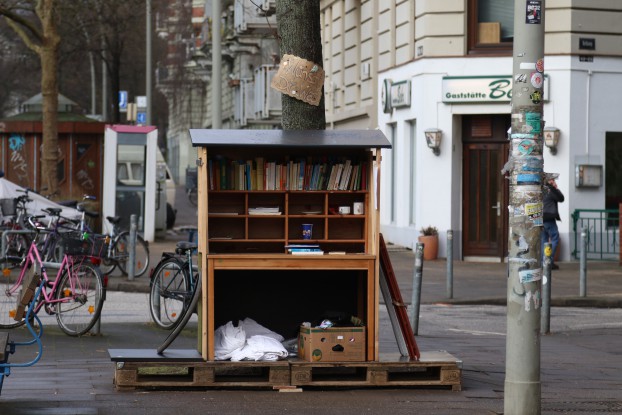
[6,290,619,415]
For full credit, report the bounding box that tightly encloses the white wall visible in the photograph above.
[378,55,622,261]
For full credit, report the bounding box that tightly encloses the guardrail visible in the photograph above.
[571,208,619,261]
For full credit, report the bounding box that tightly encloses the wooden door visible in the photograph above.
[462,115,509,259]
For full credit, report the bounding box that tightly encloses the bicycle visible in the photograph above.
[0,216,105,336]
[68,195,150,277]
[149,241,198,330]
[0,190,34,263]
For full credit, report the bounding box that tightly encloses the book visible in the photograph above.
[290,250,324,255]
[255,157,264,191]
[288,248,323,253]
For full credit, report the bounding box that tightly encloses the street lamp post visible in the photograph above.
[505,1,546,413]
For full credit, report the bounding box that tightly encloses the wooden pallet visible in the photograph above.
[290,351,461,390]
[110,349,290,389]
[109,349,461,390]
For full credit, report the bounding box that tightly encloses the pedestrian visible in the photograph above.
[542,174,564,270]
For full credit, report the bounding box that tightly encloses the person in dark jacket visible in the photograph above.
[542,175,564,270]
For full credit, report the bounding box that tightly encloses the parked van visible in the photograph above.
[116,147,177,229]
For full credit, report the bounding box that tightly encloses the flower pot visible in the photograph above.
[417,235,439,260]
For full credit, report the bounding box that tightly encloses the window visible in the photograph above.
[468,0,513,54]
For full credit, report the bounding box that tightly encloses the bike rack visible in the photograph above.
[0,279,46,396]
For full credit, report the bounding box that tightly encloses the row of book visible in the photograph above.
[207,156,368,191]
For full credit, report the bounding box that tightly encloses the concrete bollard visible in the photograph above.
[128,214,137,281]
[446,230,453,299]
[411,243,424,335]
[580,226,587,297]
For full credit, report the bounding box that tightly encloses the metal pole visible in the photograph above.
[541,242,552,334]
[211,0,222,128]
[505,1,545,413]
[580,226,587,297]
[146,0,152,125]
[446,229,453,299]
[410,243,424,335]
[128,214,137,281]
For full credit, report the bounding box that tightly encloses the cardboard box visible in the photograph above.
[298,326,366,362]
[478,22,501,44]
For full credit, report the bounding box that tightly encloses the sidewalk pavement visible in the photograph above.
[2,229,621,414]
[107,229,622,308]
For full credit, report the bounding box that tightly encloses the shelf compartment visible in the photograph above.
[248,217,286,240]
[288,217,325,240]
[208,217,245,240]
[288,192,325,215]
[208,192,246,215]
[327,217,365,240]
[321,242,366,254]
[248,192,285,214]
[207,241,285,254]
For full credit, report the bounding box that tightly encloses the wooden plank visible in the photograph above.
[108,349,203,362]
[379,234,420,360]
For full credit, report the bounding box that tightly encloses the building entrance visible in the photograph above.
[462,115,510,260]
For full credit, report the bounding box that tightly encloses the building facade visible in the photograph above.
[319,0,621,261]
[165,0,621,262]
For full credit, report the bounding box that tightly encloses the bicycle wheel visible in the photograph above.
[55,260,104,336]
[4,231,31,262]
[0,256,36,329]
[98,255,117,276]
[149,257,190,330]
[115,232,150,277]
[157,270,201,354]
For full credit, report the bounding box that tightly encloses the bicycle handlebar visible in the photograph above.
[26,215,47,231]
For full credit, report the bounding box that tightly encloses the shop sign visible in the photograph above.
[442,75,549,103]
[390,80,411,108]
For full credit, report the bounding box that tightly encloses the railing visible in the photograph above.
[571,208,619,260]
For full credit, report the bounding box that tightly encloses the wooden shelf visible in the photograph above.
[191,129,391,363]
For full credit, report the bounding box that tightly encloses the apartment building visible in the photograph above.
[320,0,621,261]
[163,1,621,262]
[158,0,281,183]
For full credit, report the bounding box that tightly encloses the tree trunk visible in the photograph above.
[276,0,325,130]
[38,0,61,198]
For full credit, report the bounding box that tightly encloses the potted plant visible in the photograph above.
[418,226,439,260]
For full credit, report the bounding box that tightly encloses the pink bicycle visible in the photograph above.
[0,216,105,336]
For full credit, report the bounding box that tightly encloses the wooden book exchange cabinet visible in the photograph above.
[109,129,462,391]
[192,129,390,362]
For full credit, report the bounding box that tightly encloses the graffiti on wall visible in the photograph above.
[8,133,29,183]
[76,144,96,191]
[76,168,95,190]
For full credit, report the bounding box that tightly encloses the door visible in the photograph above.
[462,115,509,259]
